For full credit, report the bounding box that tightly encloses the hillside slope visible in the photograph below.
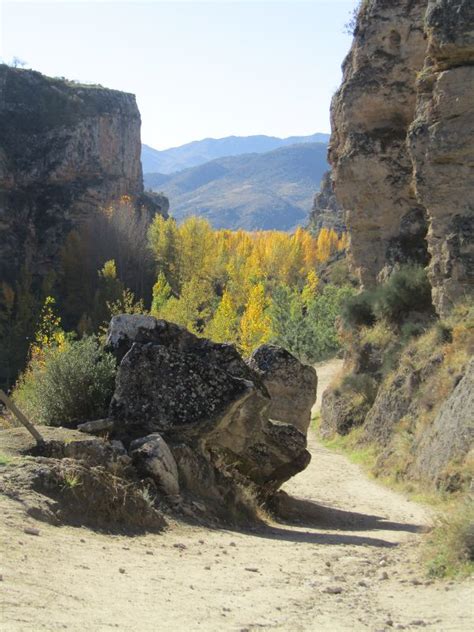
[144,142,329,230]
[141,132,330,174]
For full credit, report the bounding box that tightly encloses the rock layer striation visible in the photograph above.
[329,0,473,314]
[0,65,167,286]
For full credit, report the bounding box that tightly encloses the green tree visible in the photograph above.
[161,277,213,334]
[151,272,173,317]
[92,260,124,329]
[148,215,181,292]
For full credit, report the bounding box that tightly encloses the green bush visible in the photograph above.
[14,336,116,427]
[342,265,433,329]
[373,265,433,325]
[341,291,376,328]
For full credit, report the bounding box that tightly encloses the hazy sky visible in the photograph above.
[0,0,357,149]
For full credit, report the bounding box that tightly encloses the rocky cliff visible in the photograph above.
[329,0,473,315]
[307,171,346,235]
[0,65,167,286]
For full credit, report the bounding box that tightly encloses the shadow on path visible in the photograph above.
[246,525,398,548]
[268,493,426,535]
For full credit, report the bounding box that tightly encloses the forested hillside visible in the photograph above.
[145,143,329,230]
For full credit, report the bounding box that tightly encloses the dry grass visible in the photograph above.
[424,497,474,578]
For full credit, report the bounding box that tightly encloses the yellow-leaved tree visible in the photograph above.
[239,282,271,356]
[151,271,172,317]
[205,289,239,344]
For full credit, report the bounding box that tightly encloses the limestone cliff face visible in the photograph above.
[0,65,166,285]
[408,0,474,315]
[307,171,346,235]
[329,0,473,313]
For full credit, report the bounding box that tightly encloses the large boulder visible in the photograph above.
[107,314,314,496]
[248,344,317,434]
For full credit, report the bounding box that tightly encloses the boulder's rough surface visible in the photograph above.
[329,0,473,312]
[129,433,180,498]
[414,359,474,488]
[108,314,315,497]
[249,344,317,435]
[0,65,168,286]
[308,171,346,235]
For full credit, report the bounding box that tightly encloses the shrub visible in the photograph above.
[341,373,379,406]
[373,265,433,325]
[341,291,376,328]
[14,336,116,427]
[425,498,474,578]
[341,265,434,329]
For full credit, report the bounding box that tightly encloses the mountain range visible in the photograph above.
[141,132,330,175]
[144,142,329,231]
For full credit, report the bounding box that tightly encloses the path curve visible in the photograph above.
[0,361,472,631]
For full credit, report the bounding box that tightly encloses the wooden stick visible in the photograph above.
[0,390,44,444]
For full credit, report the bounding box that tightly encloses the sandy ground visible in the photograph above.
[0,360,473,632]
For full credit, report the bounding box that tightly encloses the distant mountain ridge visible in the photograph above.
[141,132,330,174]
[144,142,329,231]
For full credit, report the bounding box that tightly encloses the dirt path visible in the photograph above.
[1,361,473,632]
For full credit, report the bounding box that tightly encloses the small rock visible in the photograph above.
[379,559,387,567]
[77,418,115,435]
[24,527,40,536]
[380,571,389,580]
[411,578,422,585]
[229,542,236,547]
[323,586,343,594]
[146,551,154,556]
[245,567,259,573]
[119,568,126,574]
[0,574,3,581]
[358,580,368,588]
[199,539,205,545]
[204,566,211,570]
[325,561,331,567]
[396,626,406,630]
[80,538,86,543]
[410,621,426,627]
[386,620,394,627]
[173,543,187,550]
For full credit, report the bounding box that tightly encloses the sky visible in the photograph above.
[0,0,358,149]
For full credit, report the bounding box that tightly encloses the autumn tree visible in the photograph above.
[151,272,172,317]
[239,282,271,355]
[205,289,239,344]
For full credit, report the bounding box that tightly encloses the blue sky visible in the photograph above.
[0,0,358,149]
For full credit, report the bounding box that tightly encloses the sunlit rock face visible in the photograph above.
[329,0,473,314]
[0,65,166,286]
[408,0,474,316]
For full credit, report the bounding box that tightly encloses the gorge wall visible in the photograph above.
[0,65,167,287]
[329,0,473,315]
[307,171,346,235]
